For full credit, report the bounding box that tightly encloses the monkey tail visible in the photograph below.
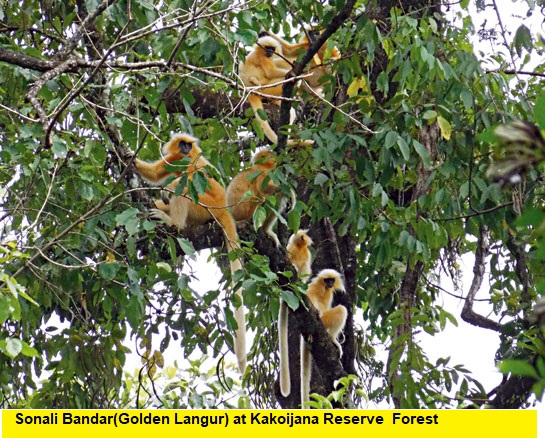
[248,94,279,145]
[228,250,246,374]
[300,335,311,408]
[278,300,290,396]
[218,210,247,374]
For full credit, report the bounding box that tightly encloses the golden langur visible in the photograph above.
[227,148,277,222]
[226,148,294,247]
[239,36,292,145]
[135,133,247,373]
[264,30,341,92]
[278,229,314,397]
[239,36,314,146]
[301,269,347,408]
[135,133,212,183]
[286,229,313,281]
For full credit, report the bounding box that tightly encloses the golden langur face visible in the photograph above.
[263,45,277,57]
[316,269,344,292]
[323,276,336,289]
[176,139,193,155]
[256,36,282,59]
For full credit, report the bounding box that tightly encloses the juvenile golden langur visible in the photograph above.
[300,269,347,407]
[135,133,247,373]
[287,229,313,281]
[278,229,314,397]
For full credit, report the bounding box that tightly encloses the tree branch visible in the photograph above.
[0,48,56,72]
[486,69,545,78]
[461,226,503,332]
[276,0,358,152]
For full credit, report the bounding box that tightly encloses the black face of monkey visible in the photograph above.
[324,277,335,289]
[177,140,193,155]
[264,45,276,57]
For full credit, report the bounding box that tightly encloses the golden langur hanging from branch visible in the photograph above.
[135,133,247,374]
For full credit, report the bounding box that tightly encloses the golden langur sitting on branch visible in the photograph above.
[286,229,313,282]
[226,147,294,247]
[301,269,347,408]
[135,133,247,373]
[278,229,314,397]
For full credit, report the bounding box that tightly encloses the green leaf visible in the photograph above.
[422,110,437,121]
[314,172,329,185]
[535,92,545,131]
[287,208,301,232]
[98,262,120,281]
[513,25,533,57]
[125,298,144,331]
[21,342,39,357]
[384,131,398,149]
[5,338,23,359]
[460,89,473,110]
[156,262,171,272]
[536,357,545,377]
[498,359,539,379]
[252,205,267,229]
[413,140,431,168]
[397,136,410,161]
[192,171,210,195]
[51,135,68,159]
[281,290,300,310]
[437,116,452,140]
[177,237,196,258]
[115,208,140,236]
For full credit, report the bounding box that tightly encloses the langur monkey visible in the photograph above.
[278,229,314,397]
[286,229,313,281]
[239,36,313,146]
[264,30,341,92]
[226,147,295,247]
[135,133,247,373]
[300,269,347,408]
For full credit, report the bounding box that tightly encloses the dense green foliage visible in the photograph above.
[0,0,544,408]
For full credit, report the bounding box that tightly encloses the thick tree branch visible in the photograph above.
[461,226,503,332]
[488,375,536,408]
[0,48,57,72]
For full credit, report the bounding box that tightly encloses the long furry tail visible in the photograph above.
[278,300,290,396]
[300,335,311,408]
[230,257,246,374]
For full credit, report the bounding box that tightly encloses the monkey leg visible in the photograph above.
[321,305,348,356]
[248,94,279,144]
